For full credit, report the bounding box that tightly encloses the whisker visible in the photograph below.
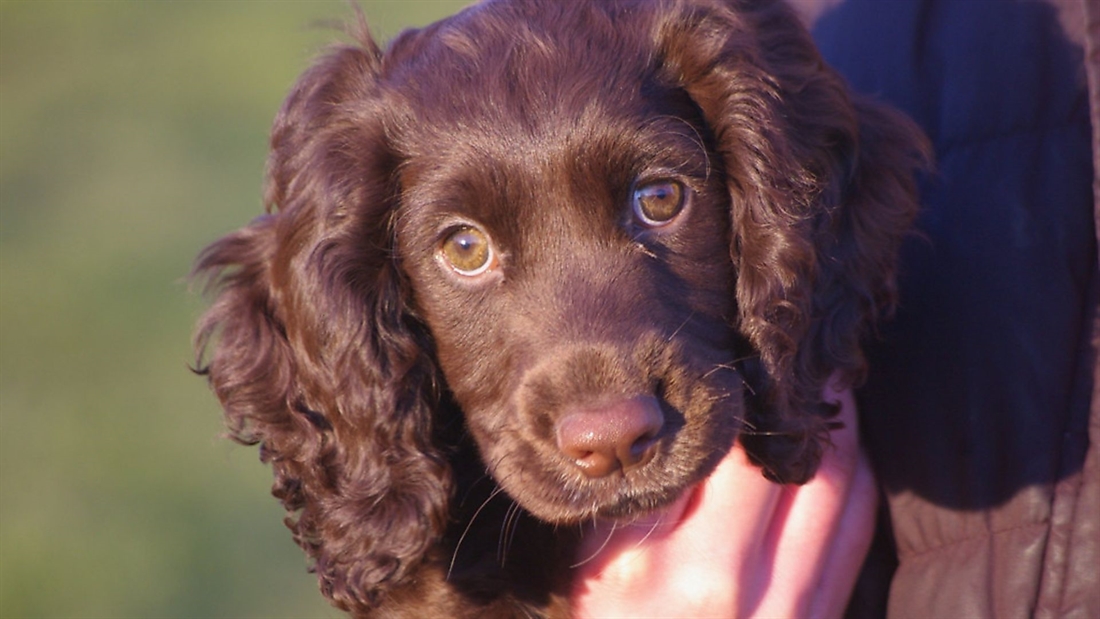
[629,514,664,552]
[667,310,697,343]
[741,379,758,397]
[507,502,523,560]
[570,520,619,569]
[730,353,761,364]
[456,470,497,509]
[701,361,741,379]
[714,355,762,396]
[634,241,659,259]
[447,484,506,581]
[498,500,524,566]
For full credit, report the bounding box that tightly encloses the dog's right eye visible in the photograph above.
[632,180,686,227]
[440,225,495,276]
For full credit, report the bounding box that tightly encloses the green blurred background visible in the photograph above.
[0,1,466,616]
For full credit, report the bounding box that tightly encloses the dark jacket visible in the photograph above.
[809,0,1099,616]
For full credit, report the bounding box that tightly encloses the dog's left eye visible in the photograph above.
[632,180,686,227]
[440,225,495,276]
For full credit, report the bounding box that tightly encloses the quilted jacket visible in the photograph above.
[807,0,1099,616]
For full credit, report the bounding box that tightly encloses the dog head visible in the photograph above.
[194,0,926,611]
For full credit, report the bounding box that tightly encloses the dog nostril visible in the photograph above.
[625,431,659,465]
[568,449,618,478]
[555,396,664,478]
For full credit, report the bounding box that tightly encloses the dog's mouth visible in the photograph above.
[480,395,740,523]
[486,419,732,525]
[609,475,703,528]
[553,391,738,522]
[579,458,711,521]
[466,337,744,524]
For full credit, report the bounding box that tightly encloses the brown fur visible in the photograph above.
[193,0,928,616]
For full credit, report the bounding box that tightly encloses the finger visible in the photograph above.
[808,447,877,618]
[636,444,788,615]
[693,441,786,558]
[749,380,869,618]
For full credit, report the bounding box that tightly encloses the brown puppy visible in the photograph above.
[194,0,926,615]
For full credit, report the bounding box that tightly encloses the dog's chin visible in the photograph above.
[527,478,705,534]
[499,462,712,525]
[600,479,702,532]
[589,481,701,524]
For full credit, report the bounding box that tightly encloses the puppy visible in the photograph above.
[194,0,926,615]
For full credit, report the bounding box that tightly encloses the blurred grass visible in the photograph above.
[0,1,466,617]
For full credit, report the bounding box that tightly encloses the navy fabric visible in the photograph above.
[811,2,1096,614]
[814,0,1094,512]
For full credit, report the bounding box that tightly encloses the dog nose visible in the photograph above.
[555,396,664,477]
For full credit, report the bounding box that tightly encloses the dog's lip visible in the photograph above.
[591,479,702,535]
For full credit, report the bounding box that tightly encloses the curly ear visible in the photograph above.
[192,26,450,614]
[658,0,928,482]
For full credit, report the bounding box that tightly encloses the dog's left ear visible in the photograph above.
[657,0,929,482]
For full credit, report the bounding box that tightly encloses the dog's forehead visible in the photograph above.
[380,33,713,201]
[379,1,671,149]
[380,0,721,247]
[393,107,713,237]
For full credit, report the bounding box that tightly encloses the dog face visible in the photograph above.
[392,64,742,520]
[195,0,925,612]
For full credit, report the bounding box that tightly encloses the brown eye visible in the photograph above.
[632,180,685,227]
[440,225,494,276]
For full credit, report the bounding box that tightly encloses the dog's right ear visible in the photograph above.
[192,23,451,614]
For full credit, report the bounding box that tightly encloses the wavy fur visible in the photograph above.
[193,0,928,615]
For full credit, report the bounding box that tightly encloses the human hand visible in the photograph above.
[570,376,876,618]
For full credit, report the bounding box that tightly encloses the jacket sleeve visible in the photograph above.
[809,0,1100,616]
